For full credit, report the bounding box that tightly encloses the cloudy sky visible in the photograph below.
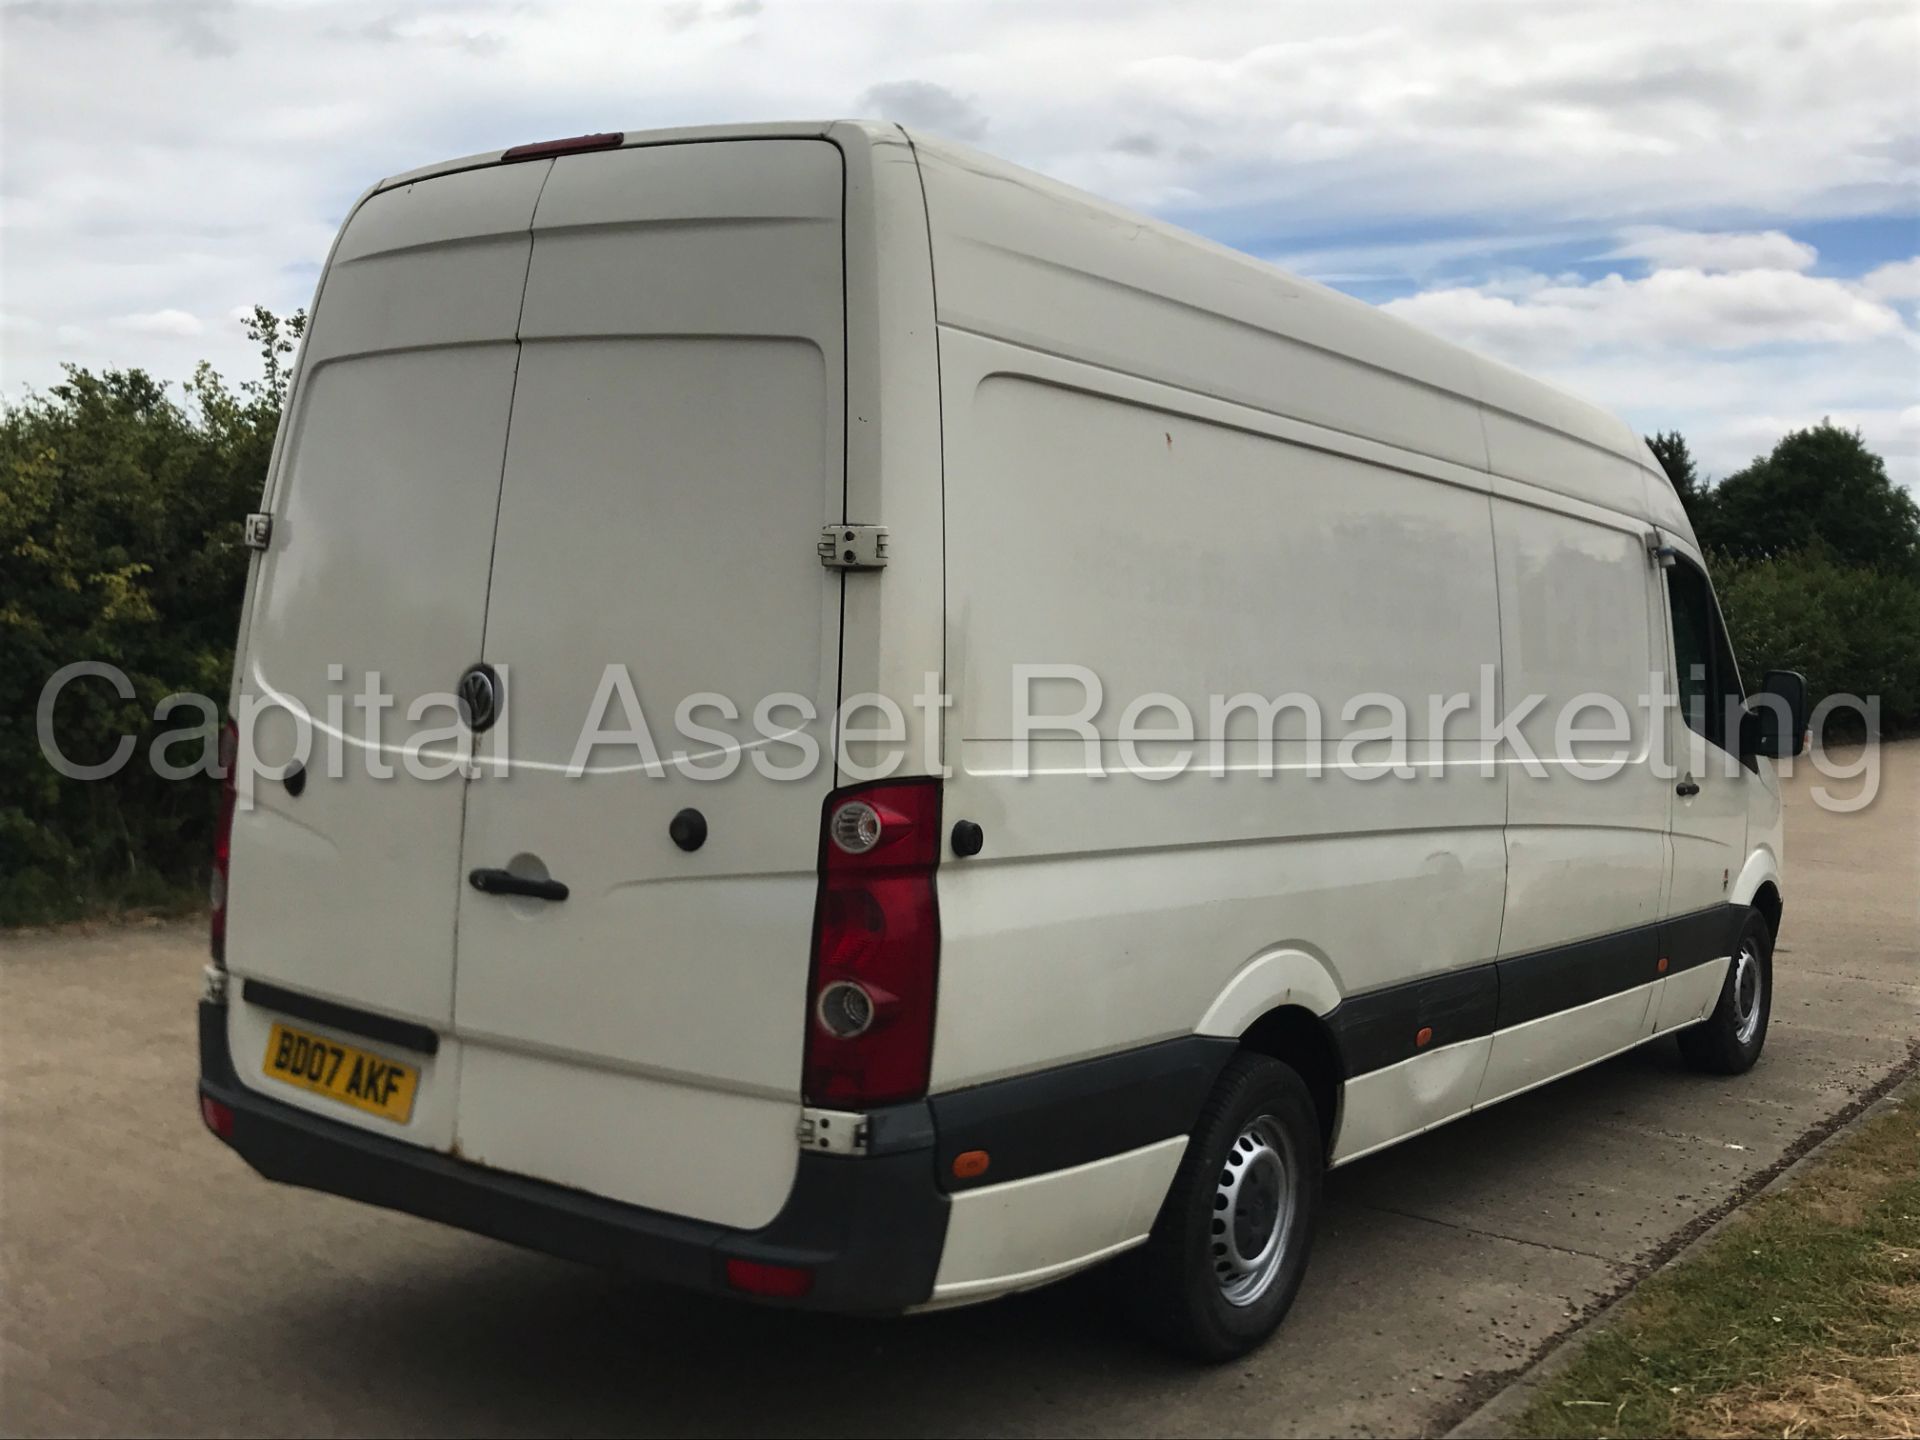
[3,0,1917,486]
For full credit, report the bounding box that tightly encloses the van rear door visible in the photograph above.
[223,162,550,1149]
[449,140,845,1230]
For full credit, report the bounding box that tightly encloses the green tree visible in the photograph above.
[1707,422,1920,576]
[1645,429,1715,533]
[241,303,307,406]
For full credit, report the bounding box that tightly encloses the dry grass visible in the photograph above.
[1685,1350,1920,1440]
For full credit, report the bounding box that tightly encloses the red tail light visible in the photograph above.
[803,779,942,1107]
[724,1258,814,1299]
[210,720,238,964]
[200,1094,235,1141]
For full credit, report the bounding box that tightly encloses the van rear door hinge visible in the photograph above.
[818,524,888,571]
[243,513,274,550]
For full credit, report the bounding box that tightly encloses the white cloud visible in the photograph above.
[0,0,1914,498]
[1865,256,1920,300]
[1267,231,1567,285]
[1383,265,1907,355]
[857,80,988,141]
[1604,228,1818,274]
[114,309,205,337]
[1378,253,1920,491]
[1087,1,1918,223]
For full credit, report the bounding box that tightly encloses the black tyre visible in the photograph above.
[1677,909,1773,1075]
[1130,1053,1322,1362]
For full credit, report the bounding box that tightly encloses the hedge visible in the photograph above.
[1711,547,1920,736]
[2,355,284,924]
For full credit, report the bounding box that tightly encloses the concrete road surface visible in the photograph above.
[4,744,1916,1438]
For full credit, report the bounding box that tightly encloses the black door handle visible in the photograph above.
[1676,780,1700,797]
[468,868,569,902]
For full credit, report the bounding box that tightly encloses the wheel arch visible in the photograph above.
[1236,1006,1343,1158]
[1732,848,1784,942]
[1748,879,1783,944]
[1731,847,1780,909]
[1196,947,1347,1157]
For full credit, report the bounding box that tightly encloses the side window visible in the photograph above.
[1666,557,1742,750]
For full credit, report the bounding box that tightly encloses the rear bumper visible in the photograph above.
[197,1000,946,1312]
[199,998,1233,1312]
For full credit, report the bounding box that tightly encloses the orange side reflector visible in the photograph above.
[952,1149,991,1181]
[1415,1026,1434,1048]
[1657,956,1670,974]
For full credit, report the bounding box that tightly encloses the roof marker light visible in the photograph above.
[500,131,623,163]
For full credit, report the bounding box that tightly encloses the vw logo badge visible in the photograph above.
[458,663,500,733]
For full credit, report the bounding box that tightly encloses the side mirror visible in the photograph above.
[1740,670,1809,759]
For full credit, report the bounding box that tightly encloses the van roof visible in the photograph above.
[372,120,877,192]
[369,120,1685,535]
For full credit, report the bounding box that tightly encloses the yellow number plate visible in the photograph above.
[262,1022,419,1124]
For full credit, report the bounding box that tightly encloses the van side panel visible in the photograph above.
[1477,487,1684,1104]
[911,134,1727,1168]
[1474,981,1666,1107]
[1489,496,1669,957]
[928,327,1508,1093]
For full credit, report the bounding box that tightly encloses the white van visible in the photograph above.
[197,121,1809,1359]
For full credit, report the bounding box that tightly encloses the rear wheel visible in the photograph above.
[1130,1053,1322,1361]
[1678,910,1773,1075]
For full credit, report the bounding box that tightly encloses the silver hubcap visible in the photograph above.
[1211,1116,1296,1307]
[1732,939,1764,1045]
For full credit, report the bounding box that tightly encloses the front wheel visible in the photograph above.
[1129,1054,1322,1361]
[1677,910,1773,1075]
